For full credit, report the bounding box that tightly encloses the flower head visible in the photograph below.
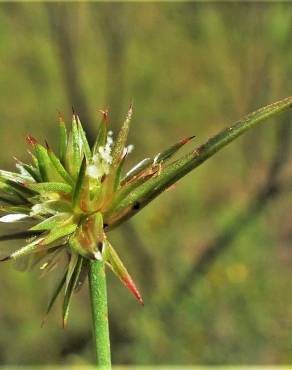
[0,105,195,325]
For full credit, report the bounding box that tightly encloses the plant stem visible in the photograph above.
[88,260,111,369]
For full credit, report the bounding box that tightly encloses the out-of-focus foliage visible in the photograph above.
[0,2,291,366]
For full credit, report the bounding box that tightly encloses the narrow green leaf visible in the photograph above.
[26,182,72,194]
[43,270,67,323]
[65,252,79,293]
[40,222,77,245]
[15,161,41,182]
[30,213,71,231]
[72,156,87,210]
[0,181,27,204]
[105,96,292,228]
[153,135,195,164]
[111,104,132,166]
[65,115,82,179]
[62,255,83,327]
[77,116,92,161]
[103,239,143,304]
[47,147,74,186]
[1,237,48,261]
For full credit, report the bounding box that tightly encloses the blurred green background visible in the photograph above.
[0,2,292,366]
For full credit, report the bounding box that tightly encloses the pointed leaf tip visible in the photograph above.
[122,275,144,305]
[180,135,196,145]
[26,135,38,146]
[98,109,109,122]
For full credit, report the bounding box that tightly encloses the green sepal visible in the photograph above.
[0,181,27,204]
[15,161,42,182]
[72,157,88,211]
[27,136,59,181]
[77,116,92,161]
[62,255,83,327]
[103,239,143,304]
[111,104,132,167]
[26,182,72,194]
[47,147,74,186]
[40,221,77,246]
[30,213,71,231]
[30,199,72,215]
[65,115,82,179]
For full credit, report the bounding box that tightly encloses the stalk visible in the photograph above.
[88,260,111,369]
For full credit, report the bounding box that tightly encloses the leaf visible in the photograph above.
[43,270,67,324]
[105,96,292,228]
[62,255,83,327]
[103,239,143,304]
[40,222,77,245]
[72,156,87,210]
[65,115,82,179]
[0,237,47,261]
[26,182,72,194]
[30,213,71,231]
[77,116,92,161]
[0,181,27,204]
[65,252,79,293]
[47,146,74,186]
[153,135,195,164]
[111,104,133,166]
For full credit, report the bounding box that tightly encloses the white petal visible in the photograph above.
[0,213,28,223]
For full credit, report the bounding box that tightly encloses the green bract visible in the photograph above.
[0,97,291,326]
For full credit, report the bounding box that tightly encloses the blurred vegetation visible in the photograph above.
[0,2,292,366]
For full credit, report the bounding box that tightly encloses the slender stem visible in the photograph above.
[88,260,111,369]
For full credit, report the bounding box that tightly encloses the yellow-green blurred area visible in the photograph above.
[0,1,292,366]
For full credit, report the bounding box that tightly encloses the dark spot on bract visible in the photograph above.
[133,202,140,210]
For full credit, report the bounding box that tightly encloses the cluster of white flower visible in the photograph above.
[87,132,114,180]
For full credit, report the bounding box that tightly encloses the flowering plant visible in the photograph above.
[0,97,291,367]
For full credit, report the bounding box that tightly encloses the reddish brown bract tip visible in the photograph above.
[98,109,109,122]
[45,140,51,151]
[26,135,38,146]
[180,135,196,145]
[122,275,144,305]
[58,111,65,124]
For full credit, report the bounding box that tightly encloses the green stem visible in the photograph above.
[88,260,111,369]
